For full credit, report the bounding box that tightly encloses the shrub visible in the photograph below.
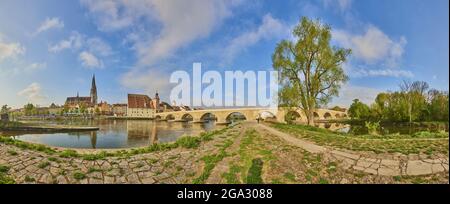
[176,136,201,149]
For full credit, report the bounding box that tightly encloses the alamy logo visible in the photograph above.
[169,63,279,110]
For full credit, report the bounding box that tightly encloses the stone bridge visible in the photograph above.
[155,107,347,124]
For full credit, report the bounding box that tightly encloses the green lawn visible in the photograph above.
[271,123,449,155]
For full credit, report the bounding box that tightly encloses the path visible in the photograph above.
[256,123,449,176]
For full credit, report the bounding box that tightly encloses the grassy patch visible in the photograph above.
[38,161,50,168]
[48,157,59,162]
[272,123,449,155]
[88,167,103,173]
[246,158,264,184]
[193,138,234,184]
[283,172,296,182]
[24,175,35,182]
[59,149,79,158]
[7,149,18,156]
[73,172,86,180]
[222,164,241,184]
[0,137,56,154]
[0,165,10,173]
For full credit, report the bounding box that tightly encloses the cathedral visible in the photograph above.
[65,74,98,109]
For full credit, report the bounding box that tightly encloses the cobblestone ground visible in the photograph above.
[0,122,448,184]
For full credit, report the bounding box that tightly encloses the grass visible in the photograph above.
[0,136,56,154]
[38,161,50,168]
[88,167,103,173]
[48,157,59,162]
[192,138,234,184]
[73,172,86,180]
[24,175,35,182]
[0,165,10,173]
[271,123,449,155]
[7,149,17,156]
[245,158,264,184]
[283,172,296,182]
[222,164,241,184]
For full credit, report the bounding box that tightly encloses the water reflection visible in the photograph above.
[3,120,220,149]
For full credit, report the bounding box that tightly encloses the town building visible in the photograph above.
[64,74,98,112]
[127,94,155,118]
[98,101,112,115]
[112,104,127,116]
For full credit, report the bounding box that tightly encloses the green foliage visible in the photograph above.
[1,105,10,114]
[272,16,350,124]
[348,99,370,120]
[364,121,380,135]
[350,81,448,122]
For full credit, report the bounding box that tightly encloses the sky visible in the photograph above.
[0,0,448,109]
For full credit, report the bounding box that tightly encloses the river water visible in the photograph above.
[1,120,221,149]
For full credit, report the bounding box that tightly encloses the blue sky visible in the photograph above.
[0,0,448,108]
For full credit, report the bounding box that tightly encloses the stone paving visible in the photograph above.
[258,123,449,176]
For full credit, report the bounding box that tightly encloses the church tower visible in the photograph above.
[90,74,98,105]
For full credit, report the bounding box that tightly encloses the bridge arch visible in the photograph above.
[166,114,175,120]
[313,112,320,120]
[226,112,247,123]
[181,113,193,122]
[335,113,341,119]
[323,112,332,119]
[285,111,302,123]
[200,113,217,122]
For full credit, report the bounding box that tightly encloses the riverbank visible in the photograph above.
[0,121,448,184]
[270,122,449,155]
[0,121,99,132]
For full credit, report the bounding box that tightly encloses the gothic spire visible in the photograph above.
[90,74,98,105]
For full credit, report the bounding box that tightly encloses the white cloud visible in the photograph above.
[48,32,84,53]
[330,84,382,107]
[17,83,47,104]
[81,0,239,67]
[34,17,64,35]
[333,25,407,67]
[79,51,104,68]
[322,0,352,12]
[352,68,414,78]
[0,36,25,62]
[86,37,112,56]
[223,14,287,64]
[120,69,173,99]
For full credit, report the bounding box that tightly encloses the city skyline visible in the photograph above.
[0,0,449,109]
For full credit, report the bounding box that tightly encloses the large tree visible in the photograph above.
[272,17,350,125]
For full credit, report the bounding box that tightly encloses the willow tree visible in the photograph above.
[272,17,350,125]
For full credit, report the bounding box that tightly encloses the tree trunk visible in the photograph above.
[307,109,315,126]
